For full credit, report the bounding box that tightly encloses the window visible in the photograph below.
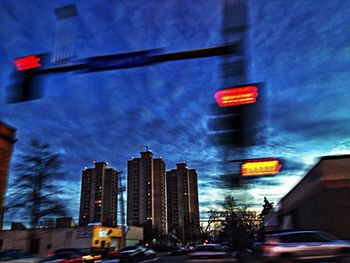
[29,238,40,254]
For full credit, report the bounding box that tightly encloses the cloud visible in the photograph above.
[3,0,350,225]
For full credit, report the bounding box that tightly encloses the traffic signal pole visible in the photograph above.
[7,43,240,103]
[24,43,241,75]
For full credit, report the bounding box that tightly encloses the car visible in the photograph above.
[143,248,156,260]
[99,259,120,263]
[89,247,119,260]
[0,249,39,263]
[170,246,189,255]
[118,245,146,262]
[41,248,101,263]
[40,252,84,263]
[255,230,350,262]
[186,244,235,262]
[187,246,196,252]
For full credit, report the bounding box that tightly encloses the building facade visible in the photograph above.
[268,155,350,240]
[166,163,199,244]
[0,225,125,256]
[127,150,166,234]
[0,122,16,230]
[79,162,118,227]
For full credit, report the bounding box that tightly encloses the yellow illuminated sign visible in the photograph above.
[241,159,281,176]
[92,226,124,248]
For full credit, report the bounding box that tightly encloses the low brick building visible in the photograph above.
[273,155,350,240]
[0,225,124,257]
[0,122,16,229]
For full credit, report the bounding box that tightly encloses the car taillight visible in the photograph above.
[82,255,94,260]
[262,243,277,250]
[48,253,55,257]
[60,258,84,263]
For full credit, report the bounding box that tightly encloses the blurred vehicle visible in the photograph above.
[170,246,189,255]
[143,248,156,260]
[0,249,39,263]
[41,248,101,263]
[186,244,235,262]
[103,247,120,259]
[188,246,196,252]
[90,248,119,260]
[118,245,146,262]
[255,230,350,262]
[232,249,256,263]
[99,259,119,263]
[40,252,84,263]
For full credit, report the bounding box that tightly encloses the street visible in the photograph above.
[155,254,239,263]
[146,254,187,263]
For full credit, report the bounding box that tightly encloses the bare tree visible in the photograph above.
[6,139,67,228]
[219,195,262,250]
[260,197,274,218]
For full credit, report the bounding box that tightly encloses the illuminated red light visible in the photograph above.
[241,158,281,177]
[214,86,258,107]
[14,55,41,71]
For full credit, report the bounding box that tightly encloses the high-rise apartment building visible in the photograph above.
[79,161,118,227]
[0,122,16,230]
[127,150,166,234]
[166,163,200,243]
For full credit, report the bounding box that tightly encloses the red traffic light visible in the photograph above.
[214,85,258,107]
[14,55,41,71]
[241,158,281,177]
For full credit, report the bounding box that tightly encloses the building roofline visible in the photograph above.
[320,154,350,161]
[280,158,322,203]
[0,121,17,131]
[281,154,350,203]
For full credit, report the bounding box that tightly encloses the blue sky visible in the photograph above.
[1,0,350,226]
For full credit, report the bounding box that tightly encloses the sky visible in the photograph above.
[1,0,350,227]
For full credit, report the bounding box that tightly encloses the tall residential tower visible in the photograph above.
[79,161,118,227]
[166,163,199,244]
[127,150,166,234]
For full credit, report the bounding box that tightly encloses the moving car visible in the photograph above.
[186,244,235,262]
[0,249,39,263]
[118,245,146,262]
[256,230,350,262]
[170,246,189,255]
[40,252,84,263]
[41,248,101,263]
[143,248,156,260]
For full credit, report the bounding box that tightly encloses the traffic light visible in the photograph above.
[7,54,48,103]
[214,85,258,107]
[208,83,264,147]
[241,158,281,177]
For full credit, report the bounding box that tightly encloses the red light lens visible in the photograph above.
[14,55,41,71]
[214,86,258,107]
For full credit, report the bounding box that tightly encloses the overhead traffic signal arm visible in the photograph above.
[12,43,241,76]
[8,43,241,103]
[154,43,240,62]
